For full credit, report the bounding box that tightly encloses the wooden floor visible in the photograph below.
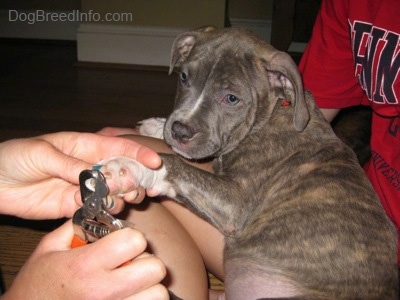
[0,39,227,292]
[0,39,177,142]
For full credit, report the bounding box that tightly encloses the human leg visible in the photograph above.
[121,200,209,299]
[160,198,224,280]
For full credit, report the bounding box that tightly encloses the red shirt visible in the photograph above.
[299,0,400,259]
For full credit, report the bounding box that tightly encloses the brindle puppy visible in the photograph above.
[101,28,398,299]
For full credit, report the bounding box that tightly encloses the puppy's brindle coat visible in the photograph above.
[101,28,398,299]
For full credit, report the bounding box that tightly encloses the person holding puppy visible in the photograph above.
[299,0,400,260]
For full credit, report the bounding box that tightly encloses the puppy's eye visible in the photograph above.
[180,72,188,83]
[225,94,240,106]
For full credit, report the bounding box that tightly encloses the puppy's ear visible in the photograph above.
[169,26,216,74]
[264,51,310,132]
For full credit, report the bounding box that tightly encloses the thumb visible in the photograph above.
[39,146,92,185]
[35,220,75,254]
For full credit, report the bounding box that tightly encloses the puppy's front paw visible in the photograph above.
[137,117,166,139]
[99,156,176,199]
[99,156,156,195]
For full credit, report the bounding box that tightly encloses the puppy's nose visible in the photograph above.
[171,121,195,143]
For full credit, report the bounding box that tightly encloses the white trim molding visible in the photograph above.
[77,19,273,67]
[230,17,272,42]
[77,23,186,66]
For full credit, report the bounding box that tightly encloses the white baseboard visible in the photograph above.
[77,23,187,66]
[230,17,272,42]
[0,9,79,40]
[77,19,273,67]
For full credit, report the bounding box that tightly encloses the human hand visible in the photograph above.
[2,221,168,300]
[0,132,161,219]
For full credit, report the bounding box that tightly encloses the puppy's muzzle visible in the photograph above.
[171,121,196,143]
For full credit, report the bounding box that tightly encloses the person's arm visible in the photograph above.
[299,0,365,111]
[320,108,341,123]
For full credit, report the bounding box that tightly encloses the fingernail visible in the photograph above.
[106,196,115,209]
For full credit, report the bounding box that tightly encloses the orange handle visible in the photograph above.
[71,235,88,248]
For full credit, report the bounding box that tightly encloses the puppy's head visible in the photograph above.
[164,27,310,160]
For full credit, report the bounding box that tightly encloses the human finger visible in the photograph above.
[75,133,162,169]
[112,254,167,298]
[34,220,75,255]
[121,186,146,204]
[41,132,161,175]
[125,284,169,300]
[85,228,148,270]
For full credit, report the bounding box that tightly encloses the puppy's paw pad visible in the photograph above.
[99,156,159,194]
[99,157,142,195]
[137,117,166,139]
